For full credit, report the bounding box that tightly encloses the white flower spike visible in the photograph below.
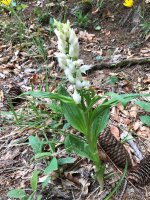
[54,19,91,104]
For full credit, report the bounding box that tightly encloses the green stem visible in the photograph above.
[85,111,105,190]
[94,152,105,189]
[90,142,105,190]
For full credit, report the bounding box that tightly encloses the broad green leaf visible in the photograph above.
[140,115,150,126]
[61,102,87,134]
[105,93,128,106]
[44,157,58,175]
[31,170,40,191]
[91,107,110,141]
[7,189,27,198]
[58,157,75,165]
[23,91,74,104]
[34,152,52,159]
[65,134,93,160]
[106,93,150,107]
[86,95,102,111]
[134,101,150,112]
[28,136,43,154]
[48,102,62,114]
[91,105,110,122]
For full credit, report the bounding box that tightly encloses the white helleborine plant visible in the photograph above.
[54,19,91,104]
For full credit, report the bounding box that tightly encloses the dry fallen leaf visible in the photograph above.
[109,125,120,140]
[137,126,150,138]
[111,107,120,122]
[129,105,138,118]
[121,117,132,125]
[133,121,142,131]
[78,31,96,42]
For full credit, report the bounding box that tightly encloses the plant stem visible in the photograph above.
[95,157,105,190]
[91,146,105,190]
[85,111,105,190]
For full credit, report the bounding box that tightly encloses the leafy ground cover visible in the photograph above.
[0,0,150,199]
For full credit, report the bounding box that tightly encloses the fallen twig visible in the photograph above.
[90,57,150,71]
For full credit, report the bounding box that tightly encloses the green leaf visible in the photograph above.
[31,170,40,191]
[91,104,110,121]
[134,101,150,112]
[87,95,102,111]
[58,157,75,165]
[91,107,110,141]
[105,93,127,106]
[61,102,87,134]
[107,92,150,105]
[28,136,43,154]
[34,152,52,159]
[7,189,27,198]
[23,91,74,104]
[48,102,62,114]
[140,115,150,126]
[65,134,93,160]
[44,157,58,175]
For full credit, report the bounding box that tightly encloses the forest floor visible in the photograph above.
[0,0,150,199]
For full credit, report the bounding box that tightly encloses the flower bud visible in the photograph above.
[55,53,67,69]
[64,68,75,83]
[75,79,83,89]
[80,65,91,74]
[74,59,84,68]
[55,29,66,42]
[72,89,81,104]
[57,39,68,54]
[69,38,79,58]
[67,59,76,73]
[82,80,90,89]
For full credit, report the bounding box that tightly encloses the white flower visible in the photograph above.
[82,80,90,89]
[80,65,91,74]
[74,59,84,68]
[75,79,82,89]
[76,70,82,81]
[69,38,79,58]
[67,59,76,73]
[55,29,66,42]
[72,89,81,104]
[69,29,77,44]
[55,53,67,68]
[57,39,68,54]
[64,68,75,83]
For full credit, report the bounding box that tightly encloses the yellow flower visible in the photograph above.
[123,0,133,7]
[0,0,11,6]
